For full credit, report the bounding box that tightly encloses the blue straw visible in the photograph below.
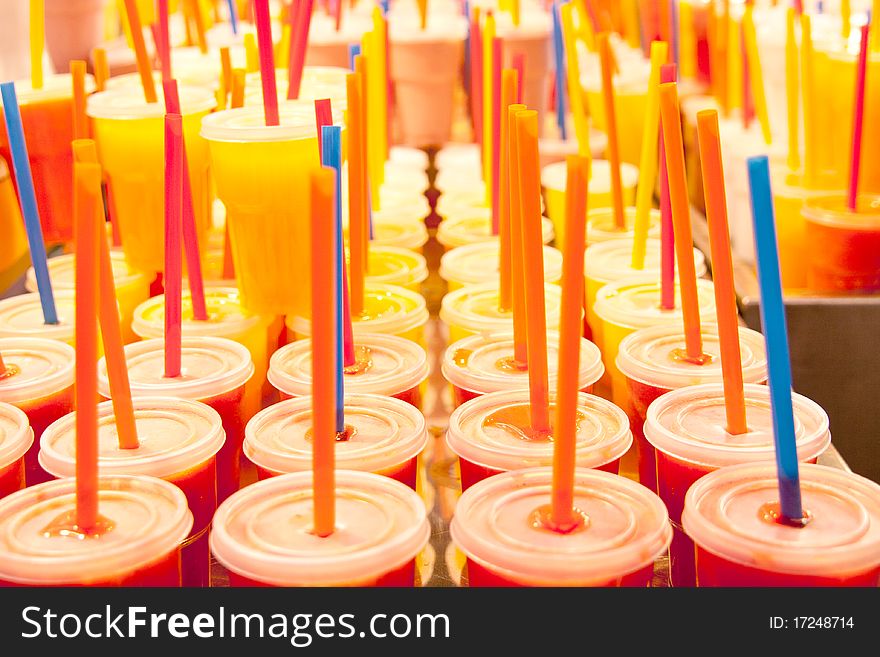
[747,156,803,523]
[226,0,239,35]
[321,125,345,434]
[0,82,58,325]
[380,0,390,15]
[349,44,361,71]
[552,2,567,140]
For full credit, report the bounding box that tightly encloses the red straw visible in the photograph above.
[157,0,172,81]
[164,114,184,379]
[334,0,343,31]
[253,0,279,125]
[660,63,676,310]
[288,0,316,99]
[315,98,332,157]
[512,53,525,104]
[740,23,753,130]
[470,9,483,151]
[848,23,870,211]
[491,37,503,236]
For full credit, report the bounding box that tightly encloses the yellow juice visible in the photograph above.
[365,246,428,292]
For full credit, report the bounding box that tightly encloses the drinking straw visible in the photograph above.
[222,227,235,279]
[220,47,233,100]
[482,12,496,205]
[417,0,428,29]
[164,114,184,379]
[848,23,870,211]
[742,6,772,145]
[227,0,239,35]
[800,14,817,188]
[515,110,551,435]
[550,155,589,531]
[370,7,388,184]
[0,83,57,325]
[785,8,800,173]
[278,22,292,66]
[29,0,43,90]
[679,0,696,79]
[244,33,259,73]
[334,0,343,31]
[793,0,803,14]
[597,33,625,230]
[122,0,158,103]
[508,104,528,366]
[510,0,520,27]
[231,68,246,107]
[740,21,752,131]
[349,44,361,71]
[659,81,703,359]
[510,52,524,105]
[158,0,172,81]
[873,0,880,52]
[187,0,208,54]
[552,3,567,140]
[93,48,109,92]
[498,69,518,312]
[74,161,101,532]
[670,0,680,70]
[347,72,367,317]
[253,0,279,126]
[311,166,337,538]
[658,64,675,310]
[632,40,668,270]
[560,3,591,158]
[491,37,502,235]
[71,61,89,141]
[470,8,483,149]
[315,98,332,157]
[581,0,601,34]
[746,155,803,524]
[697,111,747,435]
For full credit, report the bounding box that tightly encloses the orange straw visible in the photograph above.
[230,68,246,108]
[515,110,551,435]
[220,47,233,99]
[123,0,158,103]
[417,0,428,30]
[92,48,109,92]
[507,103,528,366]
[497,68,518,312]
[71,61,88,140]
[188,0,208,54]
[659,82,703,360]
[347,71,366,317]
[73,161,102,531]
[697,110,747,435]
[311,166,337,538]
[597,32,625,229]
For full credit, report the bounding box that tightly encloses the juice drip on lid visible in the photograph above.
[343,345,373,376]
[481,404,585,442]
[670,347,714,366]
[0,364,20,380]
[305,424,358,443]
[452,348,473,367]
[494,356,528,373]
[41,510,116,540]
[759,501,813,528]
[530,504,589,534]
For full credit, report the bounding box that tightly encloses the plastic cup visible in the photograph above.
[0,157,28,286]
[442,330,604,407]
[365,245,429,291]
[0,474,193,587]
[97,336,253,503]
[286,282,430,346]
[269,333,429,408]
[0,403,32,500]
[0,291,79,345]
[388,145,429,170]
[644,383,831,587]
[451,467,672,586]
[541,159,640,251]
[243,67,350,108]
[211,469,429,586]
[585,206,661,246]
[494,11,551,129]
[0,337,74,486]
[202,101,342,316]
[306,12,372,68]
[435,142,480,172]
[440,282,564,344]
[0,74,95,242]
[801,194,880,292]
[616,324,768,493]
[44,0,105,72]
[26,252,151,344]
[39,397,225,587]
[440,242,563,292]
[88,85,216,274]
[539,114,609,168]
[436,207,555,250]
[684,462,880,587]
[362,218,430,252]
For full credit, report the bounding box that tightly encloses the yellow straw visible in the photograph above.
[873,1,880,52]
[573,0,596,51]
[30,0,44,89]
[726,11,742,111]
[482,11,496,206]
[560,3,591,159]
[842,0,851,41]
[785,8,800,173]
[680,1,696,80]
[511,0,520,28]
[244,33,259,73]
[801,14,817,188]
[622,0,641,50]
[374,9,388,179]
[742,6,772,145]
[278,22,292,68]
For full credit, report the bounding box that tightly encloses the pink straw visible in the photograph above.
[741,25,753,130]
[512,53,525,105]
[491,37,502,235]
[315,98,332,157]
[470,13,483,153]
[334,0,342,31]
[848,23,870,211]
[164,114,184,378]
[660,63,676,310]
[288,0,316,99]
[157,0,172,81]
[253,0,279,125]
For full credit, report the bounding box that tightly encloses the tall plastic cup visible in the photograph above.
[39,397,225,587]
[494,11,551,129]
[0,157,28,287]
[0,475,193,587]
[440,242,563,291]
[306,12,372,68]
[451,467,672,586]
[0,402,31,499]
[436,206,554,250]
[644,383,831,587]
[44,0,105,72]
[365,245,429,291]
[361,216,430,252]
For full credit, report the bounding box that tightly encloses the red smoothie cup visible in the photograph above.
[451,467,672,586]
[684,463,880,587]
[0,291,78,345]
[616,324,768,493]
[0,474,192,587]
[244,394,427,489]
[644,383,831,587]
[39,398,225,587]
[210,470,430,587]
[446,389,632,491]
[0,403,32,499]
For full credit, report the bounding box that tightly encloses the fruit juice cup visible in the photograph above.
[44,0,107,71]
[306,12,372,68]
[0,291,80,346]
[97,336,253,503]
[539,114,610,168]
[0,157,29,285]
[365,218,430,253]
[39,397,225,587]
[202,101,342,316]
[644,383,831,587]
[131,286,271,418]
[494,10,551,128]
[441,331,604,408]
[88,85,216,274]
[616,324,768,493]
[211,469,430,587]
[243,67,350,108]
[0,74,95,243]
[269,333,429,409]
[684,462,880,587]
[0,474,192,587]
[26,252,151,344]
[379,166,430,196]
[388,145,430,171]
[171,46,248,91]
[440,242,563,292]
[435,142,481,172]
[592,276,717,408]
[0,337,74,486]
[436,207,555,250]
[440,282,564,344]
[0,403,32,500]
[451,467,672,586]
[801,194,880,292]
[541,159,639,251]
[286,282,430,346]
[585,206,661,247]
[364,245,429,292]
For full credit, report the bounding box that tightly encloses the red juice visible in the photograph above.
[466,559,654,588]
[256,454,418,490]
[228,560,416,588]
[458,452,620,491]
[0,402,31,500]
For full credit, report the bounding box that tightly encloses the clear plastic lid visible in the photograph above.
[592,276,717,330]
[201,98,344,142]
[269,333,428,398]
[86,84,216,119]
[617,324,768,389]
[0,73,95,105]
[435,142,481,171]
[0,475,192,585]
[244,393,427,475]
[440,242,563,287]
[0,291,77,342]
[442,331,604,396]
[379,166,430,192]
[491,8,552,38]
[586,207,661,244]
[801,194,880,230]
[243,67,350,109]
[366,245,429,287]
[97,336,254,401]
[542,159,640,194]
[131,287,263,339]
[368,220,430,251]
[0,402,32,469]
[388,145,429,169]
[579,39,651,92]
[683,463,880,578]
[440,282,564,336]
[446,389,631,472]
[644,383,830,468]
[387,11,468,42]
[309,11,372,43]
[450,467,671,586]
[39,397,225,479]
[586,238,707,285]
[26,251,150,292]
[0,337,75,403]
[437,211,555,249]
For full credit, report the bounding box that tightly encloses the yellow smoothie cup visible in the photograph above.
[0,291,78,347]
[364,245,429,292]
[585,206,662,246]
[440,242,563,291]
[436,206,555,250]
